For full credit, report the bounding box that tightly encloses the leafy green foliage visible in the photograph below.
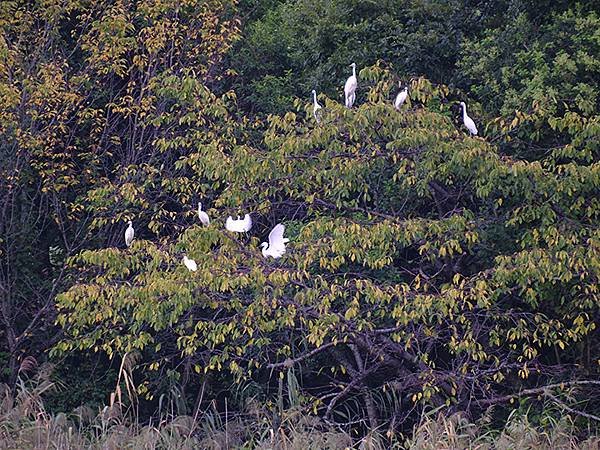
[459,5,600,156]
[55,64,600,428]
[232,0,490,114]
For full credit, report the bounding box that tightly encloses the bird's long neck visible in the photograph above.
[462,104,467,117]
[313,91,318,104]
[352,65,356,77]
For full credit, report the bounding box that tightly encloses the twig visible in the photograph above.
[545,392,600,422]
[479,380,600,408]
[314,198,399,221]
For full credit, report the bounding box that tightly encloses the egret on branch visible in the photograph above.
[312,90,322,123]
[395,83,408,111]
[344,63,357,108]
[225,214,253,233]
[183,255,197,272]
[260,223,289,259]
[460,101,478,136]
[125,221,134,247]
[198,203,210,225]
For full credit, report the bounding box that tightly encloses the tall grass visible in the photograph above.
[406,409,600,450]
[1,368,599,449]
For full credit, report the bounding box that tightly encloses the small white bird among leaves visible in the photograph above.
[344,63,357,108]
[183,255,197,272]
[460,101,478,136]
[394,84,408,111]
[125,220,134,247]
[312,89,322,123]
[197,202,210,226]
[260,223,289,259]
[225,214,253,233]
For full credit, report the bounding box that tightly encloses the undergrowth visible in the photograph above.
[1,368,599,449]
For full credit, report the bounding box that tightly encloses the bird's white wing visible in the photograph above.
[465,116,478,135]
[344,76,357,96]
[345,80,356,108]
[125,226,134,246]
[242,214,253,232]
[395,91,407,109]
[199,211,210,225]
[225,216,237,232]
[268,224,286,249]
[313,104,322,123]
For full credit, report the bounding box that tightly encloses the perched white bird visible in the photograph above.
[183,255,197,272]
[225,214,253,233]
[312,90,322,123]
[260,223,289,259]
[125,220,134,247]
[344,63,357,108]
[394,84,408,111]
[197,202,210,226]
[460,101,478,136]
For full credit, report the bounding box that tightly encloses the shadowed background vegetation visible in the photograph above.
[1,0,599,447]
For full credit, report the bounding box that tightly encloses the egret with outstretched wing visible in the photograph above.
[260,223,289,259]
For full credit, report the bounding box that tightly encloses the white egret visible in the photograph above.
[344,63,357,108]
[197,202,210,226]
[260,223,289,259]
[225,214,253,233]
[125,220,134,247]
[183,255,197,272]
[394,84,408,111]
[312,90,322,123]
[460,101,478,136]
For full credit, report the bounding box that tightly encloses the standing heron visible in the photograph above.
[312,89,322,123]
[460,101,478,136]
[125,221,134,247]
[198,203,210,226]
[394,84,408,111]
[344,63,357,108]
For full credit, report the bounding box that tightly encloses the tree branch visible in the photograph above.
[266,341,337,369]
[480,380,600,409]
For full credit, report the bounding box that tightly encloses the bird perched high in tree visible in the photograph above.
[344,63,357,108]
[312,89,322,123]
[198,203,210,226]
[395,84,408,111]
[460,101,478,135]
[125,221,134,247]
